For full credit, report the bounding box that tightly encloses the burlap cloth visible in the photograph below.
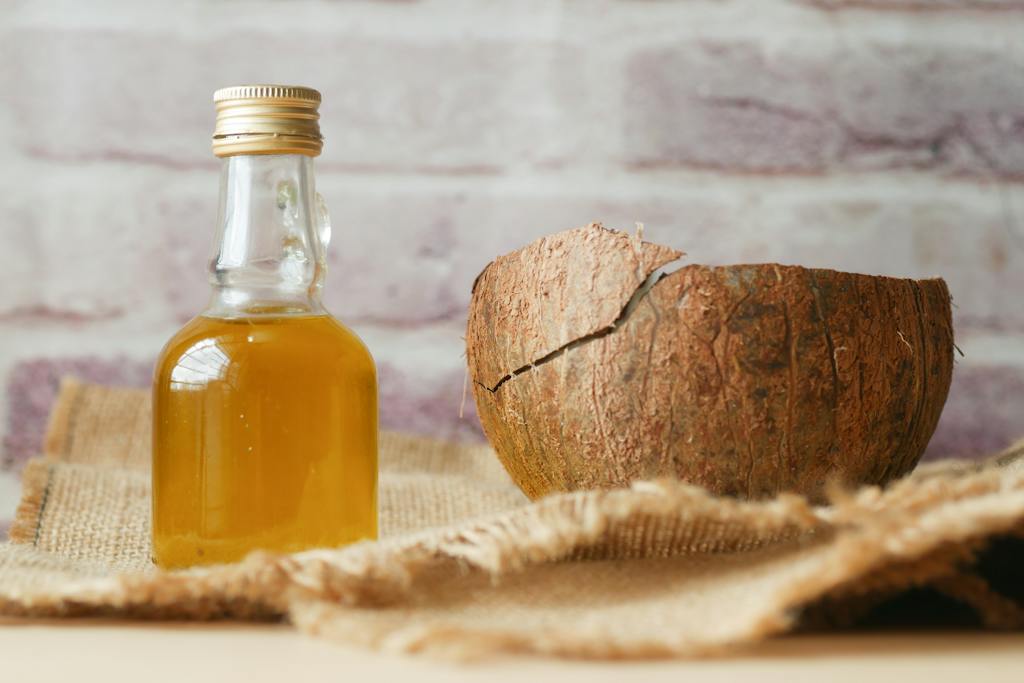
[1,378,1022,658]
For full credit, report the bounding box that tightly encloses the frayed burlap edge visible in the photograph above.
[2,451,1022,659]
[281,461,1024,659]
[7,460,51,546]
[7,377,81,543]
[1,379,1022,660]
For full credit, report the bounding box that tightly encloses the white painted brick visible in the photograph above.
[927,363,1024,460]
[320,174,1024,328]
[0,165,176,321]
[7,10,1024,178]
[0,27,604,172]
[4,159,1023,328]
[805,0,1024,9]
[625,40,1024,176]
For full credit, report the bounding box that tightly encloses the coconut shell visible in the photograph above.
[466,223,955,500]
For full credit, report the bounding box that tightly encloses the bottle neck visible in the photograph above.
[206,154,330,318]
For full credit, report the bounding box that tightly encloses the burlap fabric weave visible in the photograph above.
[1,378,1022,658]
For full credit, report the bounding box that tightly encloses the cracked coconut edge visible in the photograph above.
[478,265,680,394]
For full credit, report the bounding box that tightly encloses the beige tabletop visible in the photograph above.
[0,621,1021,683]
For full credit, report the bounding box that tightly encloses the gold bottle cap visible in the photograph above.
[212,84,323,158]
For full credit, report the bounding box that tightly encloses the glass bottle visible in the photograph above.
[152,85,378,569]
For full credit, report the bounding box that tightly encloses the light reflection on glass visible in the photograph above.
[170,338,230,390]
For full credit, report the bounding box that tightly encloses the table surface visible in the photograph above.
[0,620,1021,683]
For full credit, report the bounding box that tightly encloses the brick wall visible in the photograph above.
[2,0,1023,522]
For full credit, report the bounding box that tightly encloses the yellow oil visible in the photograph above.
[152,312,377,568]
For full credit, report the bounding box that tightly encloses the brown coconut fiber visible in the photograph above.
[467,224,956,501]
[1,378,1023,659]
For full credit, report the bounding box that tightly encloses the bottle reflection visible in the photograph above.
[169,338,231,390]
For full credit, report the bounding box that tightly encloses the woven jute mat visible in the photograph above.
[1,378,1022,658]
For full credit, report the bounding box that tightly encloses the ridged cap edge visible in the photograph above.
[213,84,321,103]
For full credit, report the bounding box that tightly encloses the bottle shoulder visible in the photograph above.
[155,316,212,365]
[155,314,376,383]
[320,314,375,363]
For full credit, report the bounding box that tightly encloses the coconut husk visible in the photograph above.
[467,224,954,500]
